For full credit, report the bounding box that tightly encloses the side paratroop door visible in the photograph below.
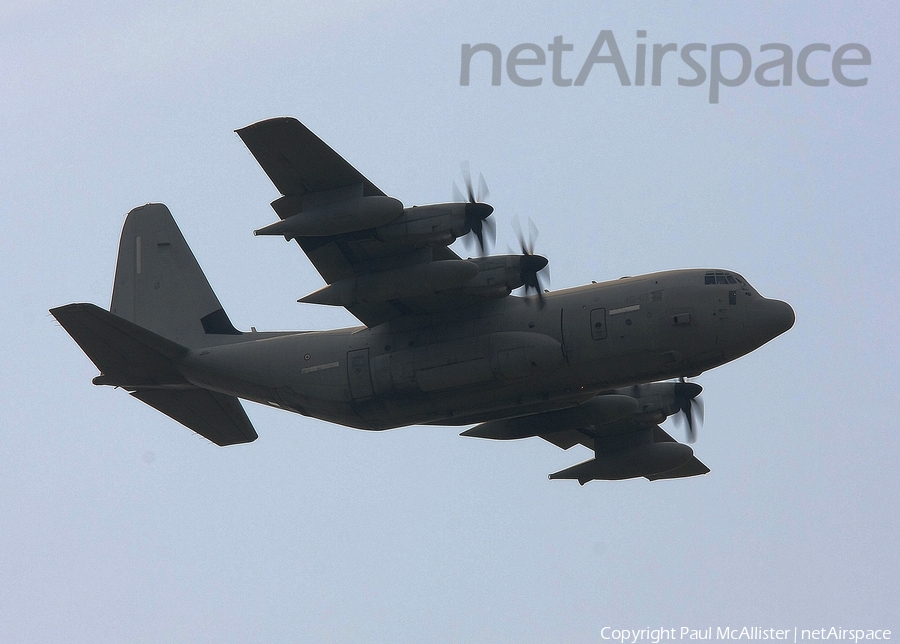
[347,348,374,400]
[590,308,607,340]
[561,304,608,364]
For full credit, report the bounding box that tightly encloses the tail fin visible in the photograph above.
[52,204,256,446]
[111,203,241,346]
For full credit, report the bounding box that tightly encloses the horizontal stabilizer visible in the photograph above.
[131,388,257,446]
[51,303,257,446]
[51,303,188,387]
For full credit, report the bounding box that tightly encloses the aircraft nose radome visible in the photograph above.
[760,298,795,339]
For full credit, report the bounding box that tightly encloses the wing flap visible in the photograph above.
[539,429,594,450]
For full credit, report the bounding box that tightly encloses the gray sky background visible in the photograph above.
[2,1,897,642]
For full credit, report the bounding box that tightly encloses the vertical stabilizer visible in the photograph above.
[111,203,240,346]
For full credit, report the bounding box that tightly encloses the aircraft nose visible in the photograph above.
[758,298,795,340]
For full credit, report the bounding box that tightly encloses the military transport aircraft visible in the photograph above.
[51,117,794,484]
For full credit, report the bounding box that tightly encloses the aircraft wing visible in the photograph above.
[462,391,710,482]
[236,116,386,200]
[237,117,473,327]
[539,423,709,481]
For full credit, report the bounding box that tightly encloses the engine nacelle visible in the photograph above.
[254,195,404,239]
[298,260,479,307]
[602,381,702,430]
[414,331,563,391]
[456,255,528,298]
[380,331,565,394]
[375,203,470,247]
[462,394,638,440]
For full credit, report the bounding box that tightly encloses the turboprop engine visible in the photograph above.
[377,202,493,248]
[256,198,500,251]
[462,394,639,440]
[254,195,404,239]
[298,260,480,306]
[297,253,551,307]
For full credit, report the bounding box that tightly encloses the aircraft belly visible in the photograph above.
[181,332,356,412]
[347,330,571,428]
[411,335,493,391]
[177,329,567,430]
[348,376,591,429]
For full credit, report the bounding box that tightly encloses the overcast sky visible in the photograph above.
[1,1,897,642]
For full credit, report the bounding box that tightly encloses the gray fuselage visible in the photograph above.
[178,268,794,430]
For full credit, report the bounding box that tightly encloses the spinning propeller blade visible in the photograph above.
[673,378,704,443]
[453,162,495,254]
[513,216,550,308]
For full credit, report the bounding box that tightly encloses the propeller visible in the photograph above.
[513,216,550,308]
[453,161,495,254]
[673,378,704,444]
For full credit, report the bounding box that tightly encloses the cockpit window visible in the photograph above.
[704,271,738,285]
